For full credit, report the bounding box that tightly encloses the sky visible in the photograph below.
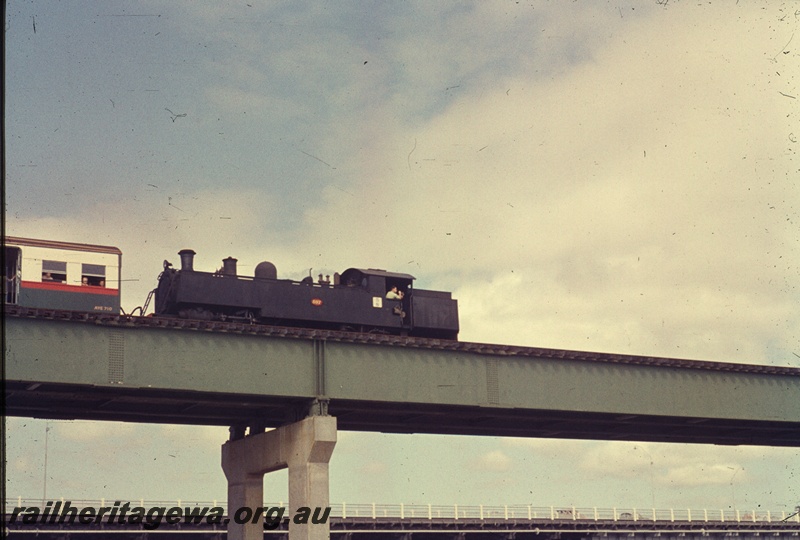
[4,0,800,514]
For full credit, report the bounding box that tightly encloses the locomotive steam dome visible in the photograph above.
[254,261,278,280]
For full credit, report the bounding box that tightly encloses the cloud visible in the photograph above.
[660,464,744,488]
[502,439,797,497]
[12,456,34,475]
[359,461,389,475]
[502,437,594,460]
[53,420,137,443]
[577,442,793,490]
[471,450,513,473]
[288,2,800,365]
[158,425,229,447]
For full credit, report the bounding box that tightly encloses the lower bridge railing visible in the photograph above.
[337,503,800,523]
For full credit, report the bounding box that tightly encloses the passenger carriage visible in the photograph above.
[3,237,121,313]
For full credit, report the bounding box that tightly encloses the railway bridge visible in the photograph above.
[5,307,800,540]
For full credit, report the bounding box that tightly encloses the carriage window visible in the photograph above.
[42,260,67,283]
[81,263,106,287]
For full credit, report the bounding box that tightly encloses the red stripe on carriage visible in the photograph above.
[21,281,119,295]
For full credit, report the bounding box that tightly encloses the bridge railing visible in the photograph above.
[334,503,800,524]
[6,498,800,524]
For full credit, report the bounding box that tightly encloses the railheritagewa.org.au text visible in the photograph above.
[10,501,330,530]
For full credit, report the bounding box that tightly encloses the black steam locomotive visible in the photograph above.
[153,250,459,340]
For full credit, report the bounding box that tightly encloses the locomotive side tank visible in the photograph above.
[154,250,459,340]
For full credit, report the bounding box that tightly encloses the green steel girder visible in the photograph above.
[4,315,800,445]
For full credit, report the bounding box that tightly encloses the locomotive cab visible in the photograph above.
[337,268,458,339]
[338,268,413,327]
[339,268,413,298]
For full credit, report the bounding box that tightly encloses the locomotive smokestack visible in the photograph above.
[178,249,196,271]
[222,257,238,276]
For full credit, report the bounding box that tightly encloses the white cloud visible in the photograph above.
[158,425,229,447]
[660,464,744,488]
[288,1,800,364]
[502,437,594,460]
[53,420,138,443]
[577,442,794,491]
[360,461,389,475]
[472,450,513,473]
[501,439,797,498]
[12,456,34,474]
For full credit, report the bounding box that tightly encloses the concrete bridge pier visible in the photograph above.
[221,415,337,540]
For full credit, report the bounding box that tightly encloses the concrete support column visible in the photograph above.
[226,472,264,540]
[222,415,337,540]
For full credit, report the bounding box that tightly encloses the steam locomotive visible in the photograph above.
[153,249,459,340]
